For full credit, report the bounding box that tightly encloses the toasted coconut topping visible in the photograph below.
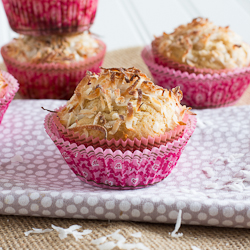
[57,67,194,140]
[99,115,106,125]
[0,71,8,98]
[93,112,102,125]
[71,125,107,139]
[109,119,122,135]
[126,102,134,130]
[136,89,142,111]
[119,115,125,121]
[5,32,101,64]
[154,17,250,69]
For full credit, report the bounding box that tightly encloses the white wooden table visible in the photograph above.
[1,0,250,62]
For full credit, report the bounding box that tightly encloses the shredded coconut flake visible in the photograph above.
[207,193,217,198]
[24,228,53,236]
[170,210,183,238]
[98,241,116,250]
[244,165,250,171]
[92,236,107,245]
[191,246,201,250]
[210,156,225,164]
[117,242,150,250]
[196,118,206,128]
[202,167,214,178]
[11,154,23,163]
[130,232,142,238]
[93,229,149,250]
[211,153,244,164]
[51,224,92,241]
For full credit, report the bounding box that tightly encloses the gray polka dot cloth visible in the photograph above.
[0,100,250,228]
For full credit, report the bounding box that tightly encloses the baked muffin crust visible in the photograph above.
[5,32,100,64]
[154,17,250,70]
[57,67,194,141]
[0,71,8,98]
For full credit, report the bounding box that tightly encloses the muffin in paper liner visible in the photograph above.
[1,40,106,99]
[52,107,188,153]
[2,0,98,36]
[44,111,197,189]
[142,45,250,109]
[151,18,250,76]
[0,71,19,125]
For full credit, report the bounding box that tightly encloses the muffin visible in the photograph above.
[0,70,19,125]
[45,67,196,189]
[152,17,250,74]
[142,17,250,108]
[0,72,8,99]
[2,0,98,36]
[1,32,106,99]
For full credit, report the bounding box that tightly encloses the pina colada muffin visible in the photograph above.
[0,71,8,99]
[57,67,194,142]
[0,70,19,125]
[152,17,250,73]
[5,32,101,64]
[2,0,98,36]
[143,17,250,108]
[45,67,196,189]
[1,32,106,99]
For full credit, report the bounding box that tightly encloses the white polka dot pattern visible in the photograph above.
[0,100,250,228]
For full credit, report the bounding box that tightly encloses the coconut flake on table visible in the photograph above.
[191,246,201,250]
[170,210,183,238]
[92,236,108,245]
[227,153,244,163]
[92,230,149,250]
[24,228,53,236]
[179,188,206,197]
[202,167,214,178]
[239,170,250,181]
[10,154,23,163]
[244,165,250,171]
[210,153,244,164]
[98,241,116,250]
[131,232,142,238]
[196,118,207,129]
[51,224,92,241]
[196,118,214,129]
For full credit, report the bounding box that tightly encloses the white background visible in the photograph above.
[1,0,250,62]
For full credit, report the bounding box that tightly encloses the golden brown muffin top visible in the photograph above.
[154,17,250,70]
[5,32,100,64]
[0,71,8,99]
[57,67,194,141]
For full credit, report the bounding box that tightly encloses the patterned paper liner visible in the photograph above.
[44,111,196,189]
[142,45,250,109]
[52,107,189,152]
[2,0,98,36]
[1,40,106,100]
[0,71,19,125]
[151,39,235,75]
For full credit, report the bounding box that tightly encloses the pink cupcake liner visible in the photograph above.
[44,111,196,190]
[2,0,98,36]
[0,71,19,125]
[52,106,188,153]
[142,45,250,109]
[1,40,106,100]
